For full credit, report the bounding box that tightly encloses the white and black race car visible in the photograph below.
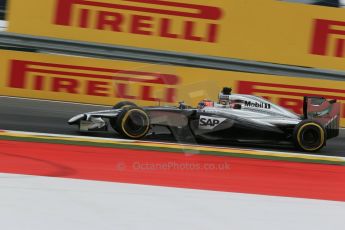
[68,87,340,152]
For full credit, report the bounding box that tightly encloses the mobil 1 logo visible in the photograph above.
[199,116,226,130]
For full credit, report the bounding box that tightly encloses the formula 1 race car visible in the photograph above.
[68,87,340,152]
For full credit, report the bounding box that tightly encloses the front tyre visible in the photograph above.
[112,101,137,109]
[293,120,326,152]
[115,106,150,139]
[111,101,138,132]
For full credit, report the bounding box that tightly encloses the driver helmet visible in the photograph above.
[218,87,232,105]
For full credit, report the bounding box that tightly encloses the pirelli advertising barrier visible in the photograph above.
[6,0,345,71]
[1,49,345,126]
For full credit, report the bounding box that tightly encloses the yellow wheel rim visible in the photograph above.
[297,123,325,151]
[121,109,150,139]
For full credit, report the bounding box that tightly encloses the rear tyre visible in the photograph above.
[115,106,150,139]
[111,101,137,132]
[293,120,326,152]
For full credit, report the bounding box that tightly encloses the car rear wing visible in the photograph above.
[303,96,340,139]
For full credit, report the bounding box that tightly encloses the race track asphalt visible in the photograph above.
[0,96,344,157]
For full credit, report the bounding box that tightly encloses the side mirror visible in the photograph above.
[178,101,186,109]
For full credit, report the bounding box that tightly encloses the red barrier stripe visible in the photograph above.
[9,60,179,88]
[0,140,344,201]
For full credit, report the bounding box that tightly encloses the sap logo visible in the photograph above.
[199,116,226,129]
